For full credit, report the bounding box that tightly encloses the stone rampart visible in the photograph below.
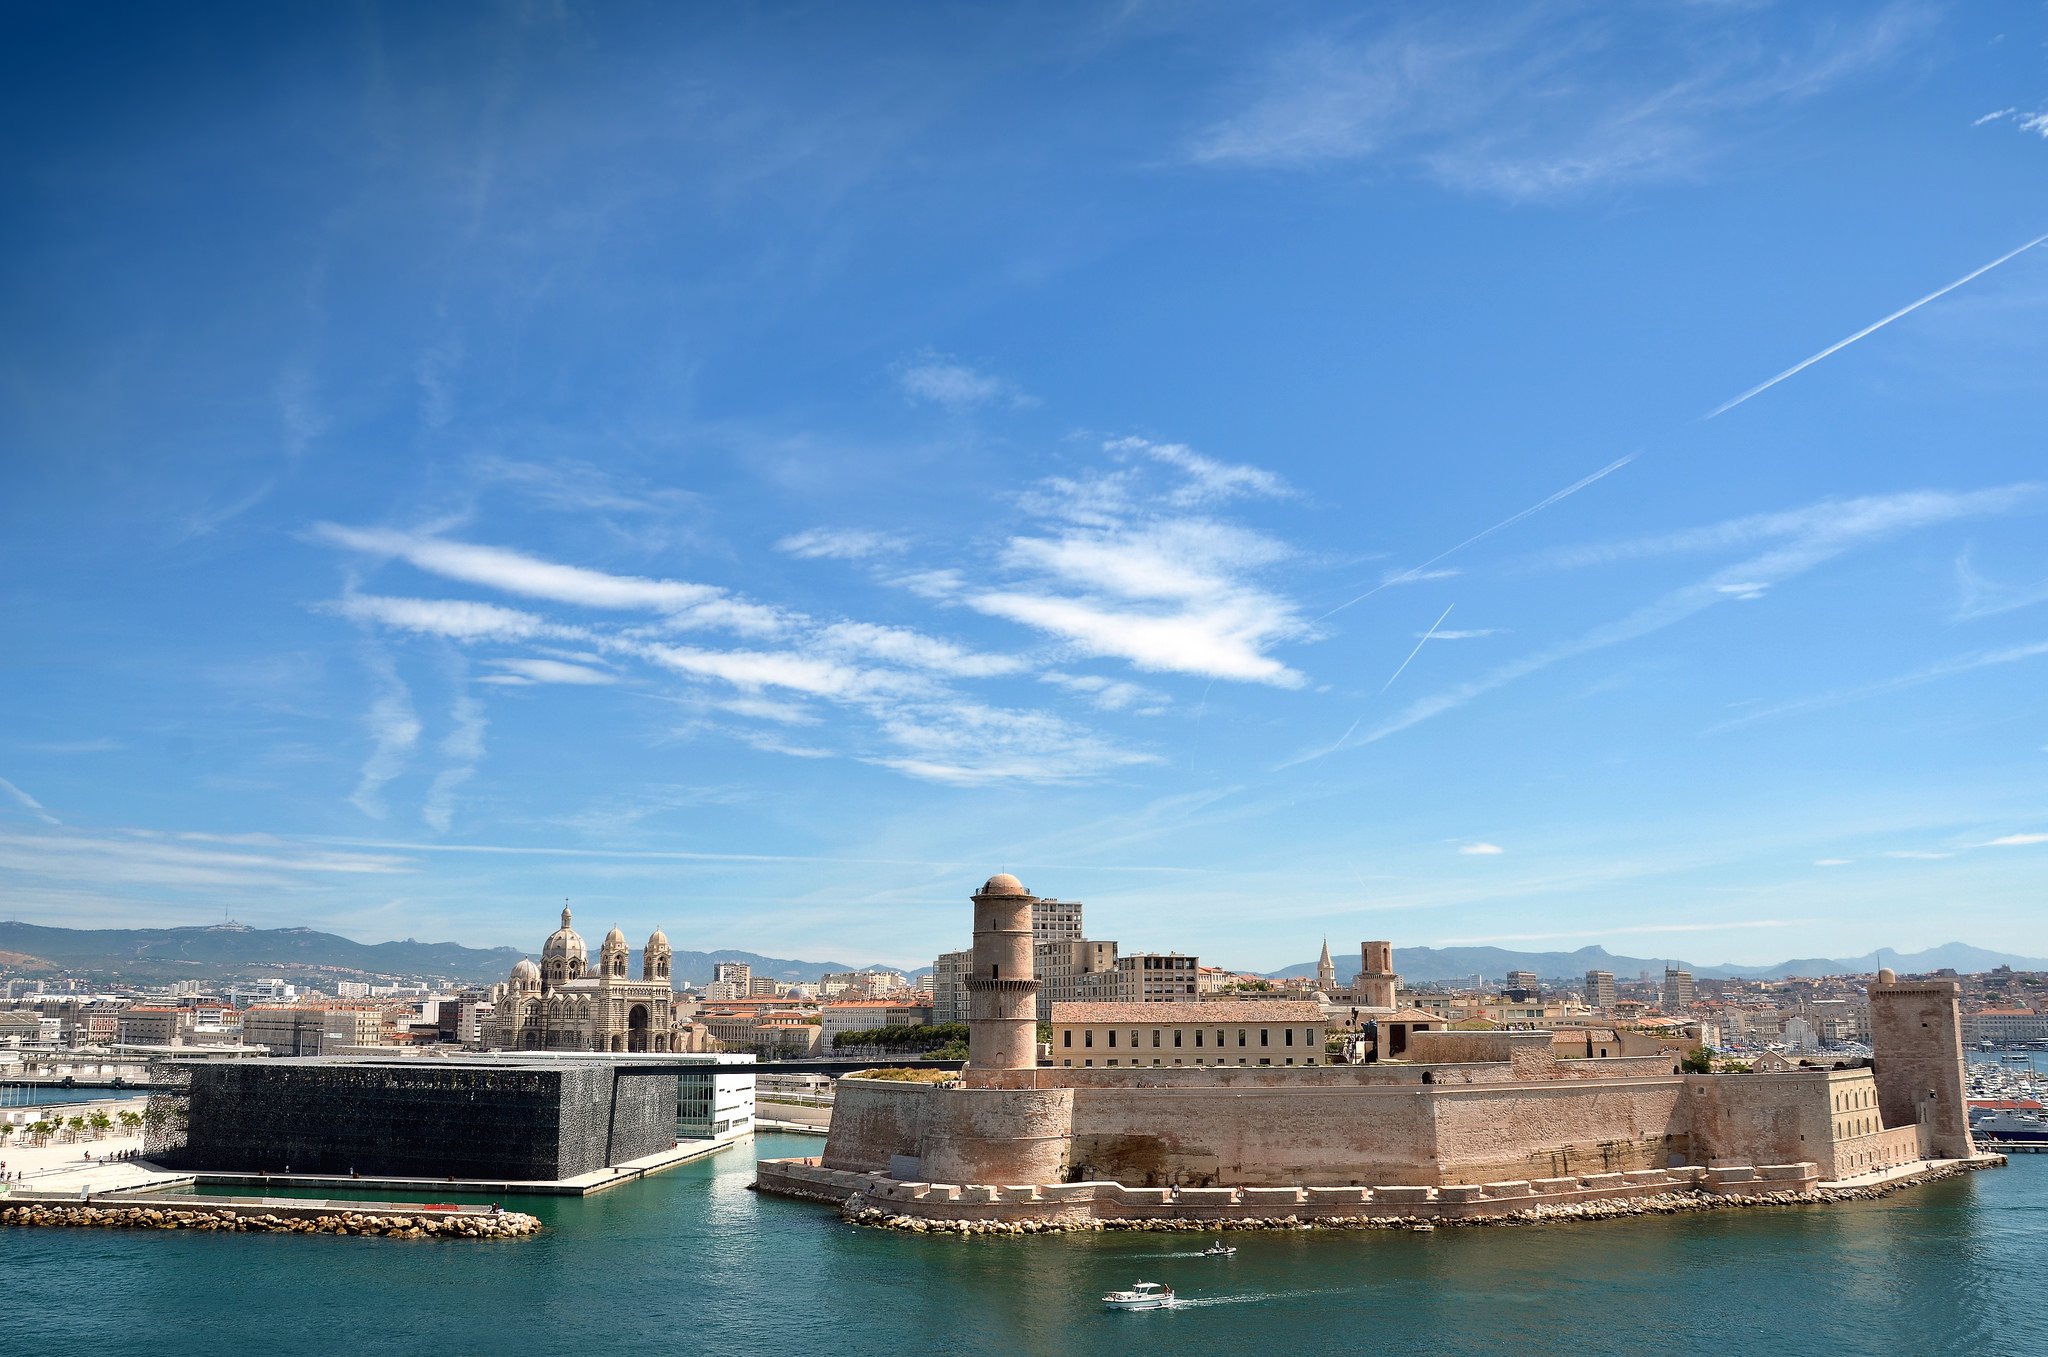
[918,1087,1074,1186]
[1066,1084,1439,1186]
[818,1077,931,1173]
[1428,1078,1688,1183]
[756,1155,1835,1228]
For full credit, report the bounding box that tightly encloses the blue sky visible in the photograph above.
[3,2,2046,972]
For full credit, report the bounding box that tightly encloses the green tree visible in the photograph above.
[89,1111,112,1138]
[66,1115,87,1141]
[28,1120,54,1146]
[117,1110,143,1132]
[1680,1046,1715,1074]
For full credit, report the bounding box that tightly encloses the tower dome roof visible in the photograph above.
[511,958,540,981]
[977,872,1028,897]
[602,925,628,949]
[543,907,586,960]
[646,927,670,950]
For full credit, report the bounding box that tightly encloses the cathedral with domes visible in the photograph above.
[490,907,683,1052]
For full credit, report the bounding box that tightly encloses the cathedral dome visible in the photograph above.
[977,872,1028,897]
[602,925,628,950]
[646,927,671,952]
[511,958,540,983]
[542,907,587,963]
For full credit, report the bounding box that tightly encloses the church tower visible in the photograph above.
[1353,941,1397,1009]
[963,873,1040,1088]
[1317,939,1336,991]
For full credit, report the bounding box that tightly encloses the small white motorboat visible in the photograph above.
[1102,1280,1176,1311]
[1201,1243,1236,1257]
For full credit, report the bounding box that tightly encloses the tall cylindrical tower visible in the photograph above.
[963,873,1040,1087]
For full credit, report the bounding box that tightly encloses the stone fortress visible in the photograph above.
[491,907,684,1053]
[758,873,1996,1227]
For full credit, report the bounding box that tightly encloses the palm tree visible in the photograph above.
[28,1120,54,1147]
[88,1111,112,1139]
[117,1110,142,1134]
[65,1115,86,1143]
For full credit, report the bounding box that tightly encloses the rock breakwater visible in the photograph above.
[840,1156,2001,1236]
[0,1202,541,1239]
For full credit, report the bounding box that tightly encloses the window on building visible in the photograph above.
[1063,1030,1072,1048]
[1195,1029,1204,1047]
[1152,1029,1161,1047]
[1084,1030,1093,1048]
[1237,1029,1246,1047]
[1173,1029,1182,1047]
[1261,1029,1270,1047]
[1285,1028,1294,1046]
[1108,1059,1118,1067]
[1108,1029,1117,1048]
[1259,1058,1270,1066]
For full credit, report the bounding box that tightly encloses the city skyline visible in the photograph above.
[4,3,2048,971]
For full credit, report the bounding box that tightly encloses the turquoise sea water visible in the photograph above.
[4,1133,2044,1356]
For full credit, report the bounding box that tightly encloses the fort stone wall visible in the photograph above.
[819,1077,931,1173]
[1428,1078,1688,1183]
[1065,1085,1439,1187]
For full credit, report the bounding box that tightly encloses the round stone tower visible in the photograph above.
[963,872,1040,1087]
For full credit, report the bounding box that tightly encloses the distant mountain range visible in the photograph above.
[0,921,873,989]
[1266,942,2048,985]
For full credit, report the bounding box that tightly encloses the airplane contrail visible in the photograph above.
[1381,603,1456,694]
[1317,456,1634,622]
[1707,231,2048,420]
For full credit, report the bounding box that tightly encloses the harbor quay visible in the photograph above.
[756,873,2001,1229]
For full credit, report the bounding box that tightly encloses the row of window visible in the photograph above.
[1062,1027,1320,1050]
[1060,1057,1318,1067]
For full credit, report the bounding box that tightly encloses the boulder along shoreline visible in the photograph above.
[0,1203,542,1239]
[840,1157,2000,1236]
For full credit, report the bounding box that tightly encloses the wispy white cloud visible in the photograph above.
[0,777,60,827]
[1107,436,1294,506]
[870,700,1162,785]
[963,453,1312,686]
[334,593,557,643]
[1039,671,1169,715]
[349,650,421,820]
[423,679,487,833]
[1815,858,1852,867]
[1364,486,2034,746]
[1706,637,2048,734]
[1544,487,2037,571]
[1189,6,1921,200]
[0,826,412,892]
[1429,628,1500,640]
[1321,455,1635,621]
[309,521,774,634]
[476,456,698,518]
[777,527,904,561]
[1987,833,2048,847]
[893,351,1035,410]
[815,622,1027,678]
[1458,841,1504,856]
[482,657,619,686]
[1973,107,2017,127]
[1952,551,2048,621]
